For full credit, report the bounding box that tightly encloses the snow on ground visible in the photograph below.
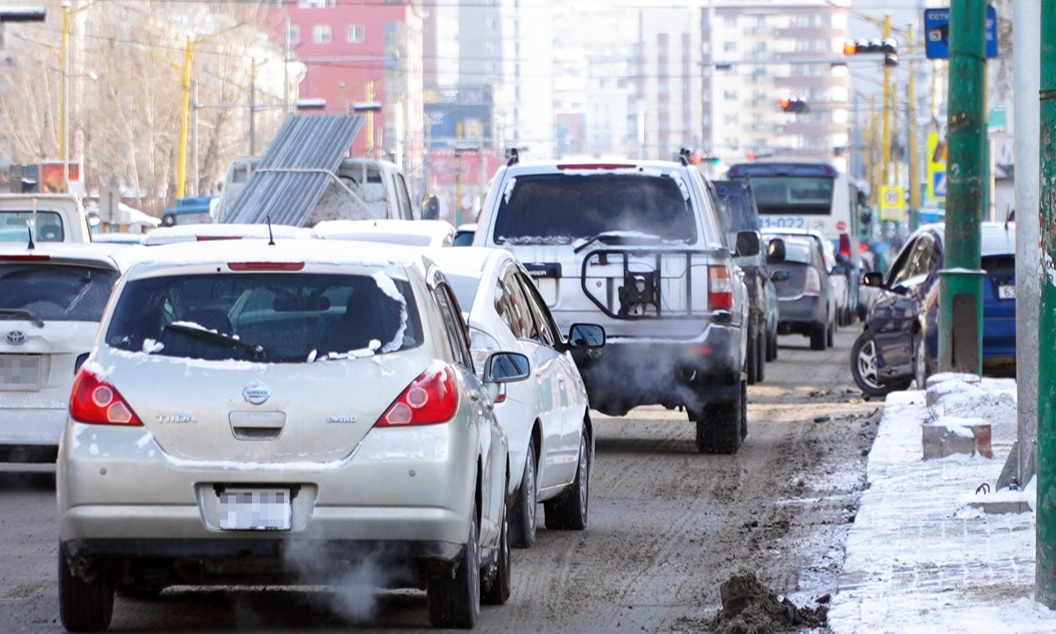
[829,372,1056,634]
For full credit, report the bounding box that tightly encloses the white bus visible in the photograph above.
[725,158,865,266]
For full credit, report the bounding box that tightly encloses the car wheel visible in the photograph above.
[746,328,759,385]
[827,317,835,347]
[850,332,895,397]
[767,331,778,361]
[427,500,481,628]
[508,441,537,548]
[694,380,745,454]
[59,543,114,633]
[481,494,511,606]
[913,334,929,390]
[810,322,827,351]
[755,330,766,383]
[544,430,590,530]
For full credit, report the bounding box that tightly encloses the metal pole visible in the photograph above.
[192,79,198,197]
[937,0,986,374]
[60,0,70,190]
[881,15,891,187]
[907,24,920,228]
[249,59,256,155]
[176,35,192,200]
[1036,0,1056,608]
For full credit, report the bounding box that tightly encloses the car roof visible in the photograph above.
[502,158,695,174]
[916,222,1016,258]
[123,236,428,276]
[313,219,455,238]
[423,245,512,279]
[0,241,140,270]
[141,223,316,246]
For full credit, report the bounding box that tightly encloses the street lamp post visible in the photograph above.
[59,0,95,193]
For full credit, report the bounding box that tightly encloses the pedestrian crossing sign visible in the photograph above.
[932,171,946,202]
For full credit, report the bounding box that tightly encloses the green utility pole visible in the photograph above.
[1037,0,1056,609]
[937,1,986,374]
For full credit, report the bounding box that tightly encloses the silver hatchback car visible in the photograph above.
[57,239,521,631]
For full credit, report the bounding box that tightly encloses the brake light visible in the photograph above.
[0,254,50,261]
[376,365,458,427]
[556,163,635,170]
[708,266,734,311]
[197,236,242,242]
[69,369,142,426]
[227,262,305,271]
[839,233,852,259]
[804,268,822,295]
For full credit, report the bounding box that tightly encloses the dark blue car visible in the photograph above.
[850,222,1016,397]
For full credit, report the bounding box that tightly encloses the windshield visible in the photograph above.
[0,263,119,321]
[0,210,65,242]
[746,176,834,216]
[105,272,422,363]
[492,173,698,244]
[712,182,760,233]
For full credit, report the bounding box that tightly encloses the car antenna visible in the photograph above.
[26,226,35,250]
[267,216,275,245]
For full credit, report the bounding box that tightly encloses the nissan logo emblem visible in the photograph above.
[5,330,27,346]
[243,382,271,405]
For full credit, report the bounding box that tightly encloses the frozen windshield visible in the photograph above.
[105,272,422,363]
[0,263,119,322]
[492,173,698,244]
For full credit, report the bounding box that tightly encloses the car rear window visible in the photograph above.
[105,272,422,363]
[0,262,119,322]
[493,173,698,244]
[0,210,65,242]
[778,239,814,265]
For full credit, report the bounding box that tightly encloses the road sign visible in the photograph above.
[931,171,946,201]
[879,185,905,221]
[924,6,997,60]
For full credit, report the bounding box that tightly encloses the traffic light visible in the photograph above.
[844,38,898,67]
[778,97,808,113]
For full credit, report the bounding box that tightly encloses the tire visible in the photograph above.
[544,430,590,530]
[694,381,746,454]
[755,331,766,383]
[427,501,480,629]
[59,544,114,633]
[767,331,778,362]
[850,332,897,397]
[508,441,537,548]
[746,328,759,385]
[809,322,827,351]
[827,317,835,347]
[481,495,511,606]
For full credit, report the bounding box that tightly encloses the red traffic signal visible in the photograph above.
[778,98,807,113]
[844,38,898,66]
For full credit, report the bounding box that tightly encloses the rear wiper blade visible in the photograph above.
[0,308,45,327]
[574,231,664,254]
[163,323,265,360]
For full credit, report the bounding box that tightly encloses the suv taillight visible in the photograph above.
[804,268,822,295]
[375,365,458,427]
[69,369,143,426]
[708,266,734,311]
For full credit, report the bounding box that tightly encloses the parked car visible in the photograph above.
[313,218,456,248]
[763,229,838,351]
[428,246,604,548]
[711,178,784,382]
[0,242,137,463]
[850,222,1016,397]
[0,193,93,243]
[57,239,523,631]
[139,223,316,246]
[471,155,753,454]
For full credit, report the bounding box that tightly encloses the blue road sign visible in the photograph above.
[932,171,946,200]
[924,6,997,59]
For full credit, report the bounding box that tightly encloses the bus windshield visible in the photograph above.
[747,176,834,215]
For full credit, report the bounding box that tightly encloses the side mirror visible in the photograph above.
[766,237,786,264]
[735,231,760,257]
[568,323,605,348]
[770,270,790,283]
[483,351,530,383]
[421,194,440,221]
[862,271,884,287]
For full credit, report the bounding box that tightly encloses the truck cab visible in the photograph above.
[0,194,92,243]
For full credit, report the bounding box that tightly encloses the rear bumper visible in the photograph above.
[573,324,743,416]
[776,295,826,334]
[0,407,65,462]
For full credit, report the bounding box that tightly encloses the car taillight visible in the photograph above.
[69,369,143,426]
[804,268,822,295]
[227,262,304,271]
[839,233,852,259]
[376,365,458,427]
[708,266,734,311]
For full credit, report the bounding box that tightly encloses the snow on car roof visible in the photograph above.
[422,245,511,278]
[140,223,316,246]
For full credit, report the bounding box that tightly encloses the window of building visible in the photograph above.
[724,16,737,28]
[346,24,364,43]
[299,0,335,7]
[723,41,736,52]
[289,25,300,45]
[723,90,737,100]
[313,24,331,44]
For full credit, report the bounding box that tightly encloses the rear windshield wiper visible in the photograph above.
[0,308,45,327]
[573,231,664,254]
[163,323,266,360]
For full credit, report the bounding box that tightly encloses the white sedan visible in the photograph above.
[427,247,605,547]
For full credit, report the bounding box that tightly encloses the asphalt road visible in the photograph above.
[0,326,880,633]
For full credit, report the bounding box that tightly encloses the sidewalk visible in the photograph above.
[828,373,1056,633]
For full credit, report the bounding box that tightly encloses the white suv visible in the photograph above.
[472,157,755,453]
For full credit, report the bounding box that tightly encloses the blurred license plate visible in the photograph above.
[999,285,1015,299]
[0,355,41,389]
[218,488,291,531]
